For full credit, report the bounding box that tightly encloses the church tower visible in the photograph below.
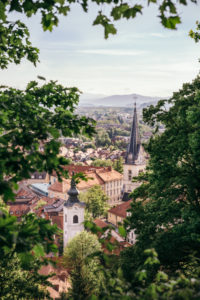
[63,176,85,248]
[123,103,146,194]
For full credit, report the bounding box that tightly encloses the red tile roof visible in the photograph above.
[9,204,30,217]
[93,219,108,228]
[48,180,69,193]
[108,200,132,218]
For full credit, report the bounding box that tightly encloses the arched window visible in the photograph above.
[73,215,78,224]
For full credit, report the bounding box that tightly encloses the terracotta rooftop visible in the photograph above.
[96,168,122,182]
[77,172,104,190]
[16,185,38,200]
[30,196,57,214]
[93,219,108,228]
[108,200,132,219]
[9,204,30,217]
[48,180,69,193]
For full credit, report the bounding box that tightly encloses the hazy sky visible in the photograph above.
[1,2,200,97]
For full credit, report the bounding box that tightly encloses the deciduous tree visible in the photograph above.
[79,185,109,219]
[63,231,103,299]
[122,75,200,282]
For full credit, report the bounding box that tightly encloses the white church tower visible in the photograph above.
[63,175,85,248]
[123,103,146,195]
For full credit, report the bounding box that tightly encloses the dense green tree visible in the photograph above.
[0,254,52,300]
[0,0,197,63]
[79,185,109,218]
[95,129,111,147]
[121,75,200,285]
[113,157,124,173]
[63,231,103,299]
[0,81,95,202]
[93,159,113,167]
[84,223,200,300]
[0,81,95,296]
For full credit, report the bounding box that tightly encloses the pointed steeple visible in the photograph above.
[64,173,84,207]
[125,102,141,164]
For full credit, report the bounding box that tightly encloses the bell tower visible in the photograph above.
[123,103,146,194]
[63,175,85,248]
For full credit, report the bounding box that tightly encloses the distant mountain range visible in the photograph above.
[79,93,166,108]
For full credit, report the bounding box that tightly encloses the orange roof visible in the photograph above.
[93,219,108,228]
[108,200,132,218]
[77,172,104,190]
[96,169,122,182]
[49,180,69,193]
[50,165,122,194]
[30,196,57,215]
[9,204,30,217]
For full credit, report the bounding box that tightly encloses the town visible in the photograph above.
[8,103,148,297]
[1,1,200,299]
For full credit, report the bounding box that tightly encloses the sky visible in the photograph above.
[0,2,200,97]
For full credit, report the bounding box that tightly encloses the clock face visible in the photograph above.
[74,206,78,210]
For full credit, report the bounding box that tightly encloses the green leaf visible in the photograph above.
[33,244,45,257]
[118,226,126,237]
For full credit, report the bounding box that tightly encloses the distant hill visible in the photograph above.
[79,93,165,107]
[79,93,105,106]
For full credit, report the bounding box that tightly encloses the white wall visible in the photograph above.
[123,163,146,193]
[63,204,85,248]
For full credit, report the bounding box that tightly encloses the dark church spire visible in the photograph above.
[125,102,141,164]
[64,172,81,207]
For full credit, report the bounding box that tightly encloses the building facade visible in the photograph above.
[48,165,122,206]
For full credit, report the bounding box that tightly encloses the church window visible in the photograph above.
[73,215,78,223]
[65,214,67,222]
[128,170,132,181]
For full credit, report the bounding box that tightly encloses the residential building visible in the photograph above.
[48,165,123,206]
[108,200,136,245]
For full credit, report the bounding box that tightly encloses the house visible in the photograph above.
[49,165,123,206]
[108,200,136,245]
[26,171,50,184]
[93,219,131,254]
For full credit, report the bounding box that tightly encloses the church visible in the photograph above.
[122,103,146,195]
[63,175,85,247]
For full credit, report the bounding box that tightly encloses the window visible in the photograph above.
[65,214,67,223]
[128,170,132,174]
[31,175,35,179]
[73,215,78,223]
[39,175,42,179]
[128,175,132,181]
